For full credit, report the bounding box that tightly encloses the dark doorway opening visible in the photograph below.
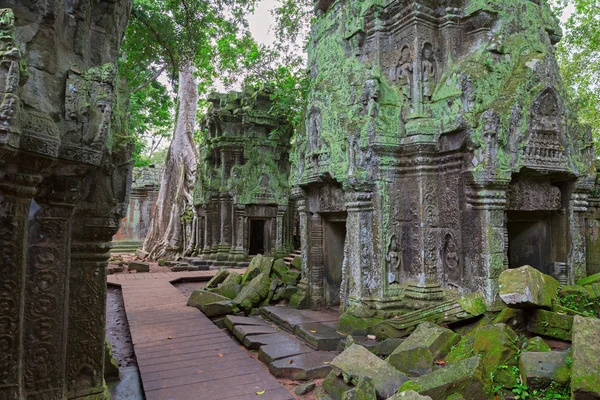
[324,213,346,307]
[249,219,265,255]
[507,211,552,274]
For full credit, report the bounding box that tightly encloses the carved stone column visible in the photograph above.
[570,189,590,283]
[289,187,310,309]
[200,206,211,259]
[208,199,220,261]
[309,212,325,309]
[464,180,508,308]
[23,175,81,399]
[344,188,377,308]
[0,163,42,399]
[230,204,246,262]
[274,205,287,258]
[217,194,232,261]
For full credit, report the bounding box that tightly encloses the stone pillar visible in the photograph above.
[0,164,41,399]
[344,189,377,307]
[570,189,590,283]
[274,205,287,258]
[209,199,220,260]
[309,213,325,309]
[217,195,232,261]
[23,175,81,399]
[289,188,310,309]
[464,181,508,309]
[230,204,246,262]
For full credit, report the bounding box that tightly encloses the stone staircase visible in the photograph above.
[282,249,301,267]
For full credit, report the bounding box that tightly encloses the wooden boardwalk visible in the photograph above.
[108,271,294,400]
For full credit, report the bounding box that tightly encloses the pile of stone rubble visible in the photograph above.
[316,265,600,399]
[186,255,301,319]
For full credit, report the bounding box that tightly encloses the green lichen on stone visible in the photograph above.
[337,311,384,336]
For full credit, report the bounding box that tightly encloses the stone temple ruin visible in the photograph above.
[287,0,598,327]
[191,89,296,267]
[0,1,131,398]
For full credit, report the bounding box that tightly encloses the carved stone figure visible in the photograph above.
[386,234,402,284]
[421,44,436,103]
[395,46,413,99]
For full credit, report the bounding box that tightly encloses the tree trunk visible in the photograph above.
[143,65,199,260]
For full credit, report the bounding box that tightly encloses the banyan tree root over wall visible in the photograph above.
[0,1,131,399]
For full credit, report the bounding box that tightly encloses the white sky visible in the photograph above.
[248,0,278,47]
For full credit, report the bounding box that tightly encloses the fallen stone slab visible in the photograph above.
[375,293,486,339]
[296,322,345,351]
[258,341,314,364]
[343,376,376,400]
[527,309,573,341]
[206,268,229,289]
[171,263,191,272]
[322,371,353,400]
[187,289,229,308]
[219,280,241,299]
[331,344,408,399]
[473,323,520,387]
[135,248,149,259]
[232,324,278,342]
[387,390,433,399]
[295,382,316,396]
[202,300,237,318]
[233,272,271,313]
[104,339,119,381]
[243,333,296,350]
[291,255,302,269]
[224,315,269,331]
[128,261,149,272]
[269,351,334,380]
[387,322,459,377]
[398,356,488,399]
[499,265,559,309]
[523,336,551,352]
[571,315,600,399]
[241,254,274,285]
[519,351,570,389]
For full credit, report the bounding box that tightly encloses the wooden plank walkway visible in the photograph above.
[108,271,294,400]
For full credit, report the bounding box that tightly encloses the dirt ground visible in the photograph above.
[106,286,136,368]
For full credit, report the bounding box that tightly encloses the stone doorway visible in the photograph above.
[249,219,266,255]
[323,213,347,307]
[507,211,553,274]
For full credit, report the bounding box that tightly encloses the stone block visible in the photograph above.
[387,390,433,399]
[241,255,273,285]
[295,382,316,396]
[577,272,600,286]
[519,351,570,389]
[492,307,525,330]
[201,300,237,318]
[331,344,409,399]
[291,255,302,269]
[322,370,353,400]
[296,322,345,351]
[572,315,600,399]
[218,281,241,299]
[387,322,459,376]
[351,376,376,400]
[473,323,520,387]
[242,333,296,350]
[272,258,289,279]
[233,272,271,313]
[527,309,573,341]
[171,263,191,272]
[232,324,278,342]
[135,248,149,259]
[128,261,149,273]
[498,265,559,309]
[187,289,228,308]
[282,270,301,285]
[379,338,404,357]
[104,339,119,381]
[224,315,268,331]
[523,336,551,352]
[206,268,229,289]
[398,356,489,400]
[258,341,314,364]
[269,351,333,380]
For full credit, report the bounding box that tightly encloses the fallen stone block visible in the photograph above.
[224,315,268,331]
[291,255,302,269]
[296,322,345,351]
[397,356,489,400]
[242,333,296,350]
[272,258,290,279]
[282,270,301,285]
[523,336,551,352]
[498,265,559,309]
[322,370,353,400]
[206,268,229,289]
[241,254,273,285]
[273,284,298,301]
[232,324,278,342]
[492,307,525,330]
[331,344,408,398]
[571,315,600,399]
[258,341,314,364]
[379,338,404,357]
[387,322,459,376]
[387,390,433,399]
[527,309,573,341]
[170,263,191,272]
[233,272,271,313]
[104,339,119,381]
[128,261,149,273]
[295,382,316,396]
[218,281,241,299]
[187,289,228,308]
[269,351,333,380]
[201,300,237,318]
[473,323,520,387]
[135,248,149,259]
[519,351,570,389]
[375,293,486,339]
[346,376,376,400]
[265,278,283,304]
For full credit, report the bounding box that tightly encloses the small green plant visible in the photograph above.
[512,381,531,399]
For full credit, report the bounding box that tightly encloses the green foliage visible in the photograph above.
[120,0,261,165]
[555,0,600,149]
